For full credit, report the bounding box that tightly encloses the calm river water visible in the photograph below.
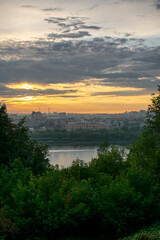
[48,145,128,167]
[48,146,98,167]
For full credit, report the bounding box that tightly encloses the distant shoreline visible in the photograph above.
[30,128,142,147]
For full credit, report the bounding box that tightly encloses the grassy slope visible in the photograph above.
[122,222,160,240]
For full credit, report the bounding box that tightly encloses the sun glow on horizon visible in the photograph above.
[1,81,151,114]
[5,81,146,93]
[6,83,45,90]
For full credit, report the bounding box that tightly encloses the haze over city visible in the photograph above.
[0,0,160,113]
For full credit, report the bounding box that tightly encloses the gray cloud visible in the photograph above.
[48,31,91,39]
[58,95,82,98]
[120,0,146,2]
[124,33,133,37]
[21,5,36,8]
[0,36,159,97]
[156,0,160,9]
[45,16,101,33]
[0,85,77,98]
[42,8,63,12]
[87,4,99,10]
[79,25,101,30]
[45,17,81,24]
[91,89,148,97]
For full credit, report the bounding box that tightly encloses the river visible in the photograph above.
[48,145,128,168]
[48,146,98,167]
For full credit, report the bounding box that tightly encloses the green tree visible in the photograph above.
[145,85,160,145]
[90,142,127,178]
[128,86,160,178]
[0,104,50,174]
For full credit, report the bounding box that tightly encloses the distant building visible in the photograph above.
[53,112,58,116]
[23,109,146,130]
[59,112,66,118]
[65,122,109,130]
[31,111,44,127]
[31,111,43,119]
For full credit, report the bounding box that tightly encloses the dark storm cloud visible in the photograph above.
[0,36,159,98]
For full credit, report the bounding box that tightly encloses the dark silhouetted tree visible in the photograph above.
[0,104,50,174]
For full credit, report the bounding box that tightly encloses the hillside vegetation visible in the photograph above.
[0,86,160,240]
[122,222,160,240]
[30,127,143,146]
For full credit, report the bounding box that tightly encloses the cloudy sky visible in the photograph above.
[0,0,160,113]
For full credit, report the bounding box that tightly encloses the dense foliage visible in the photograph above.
[0,104,50,175]
[30,127,143,146]
[0,87,160,240]
[122,222,160,240]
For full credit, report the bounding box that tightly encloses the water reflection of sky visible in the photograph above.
[48,146,98,168]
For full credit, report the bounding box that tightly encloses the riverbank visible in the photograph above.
[33,139,131,146]
[30,128,142,146]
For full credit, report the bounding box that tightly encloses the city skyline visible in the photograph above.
[9,108,146,115]
[0,0,160,113]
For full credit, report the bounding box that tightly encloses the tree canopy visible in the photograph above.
[128,86,160,179]
[0,104,50,175]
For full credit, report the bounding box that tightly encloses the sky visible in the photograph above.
[0,0,160,113]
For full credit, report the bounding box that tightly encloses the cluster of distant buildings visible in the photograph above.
[9,110,147,131]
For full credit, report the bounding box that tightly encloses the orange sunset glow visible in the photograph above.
[2,81,151,113]
[0,0,160,113]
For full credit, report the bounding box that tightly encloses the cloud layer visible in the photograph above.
[0,0,160,112]
[0,84,77,98]
[0,36,159,97]
[156,0,160,9]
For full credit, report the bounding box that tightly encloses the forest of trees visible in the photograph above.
[0,86,160,240]
[30,127,143,146]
